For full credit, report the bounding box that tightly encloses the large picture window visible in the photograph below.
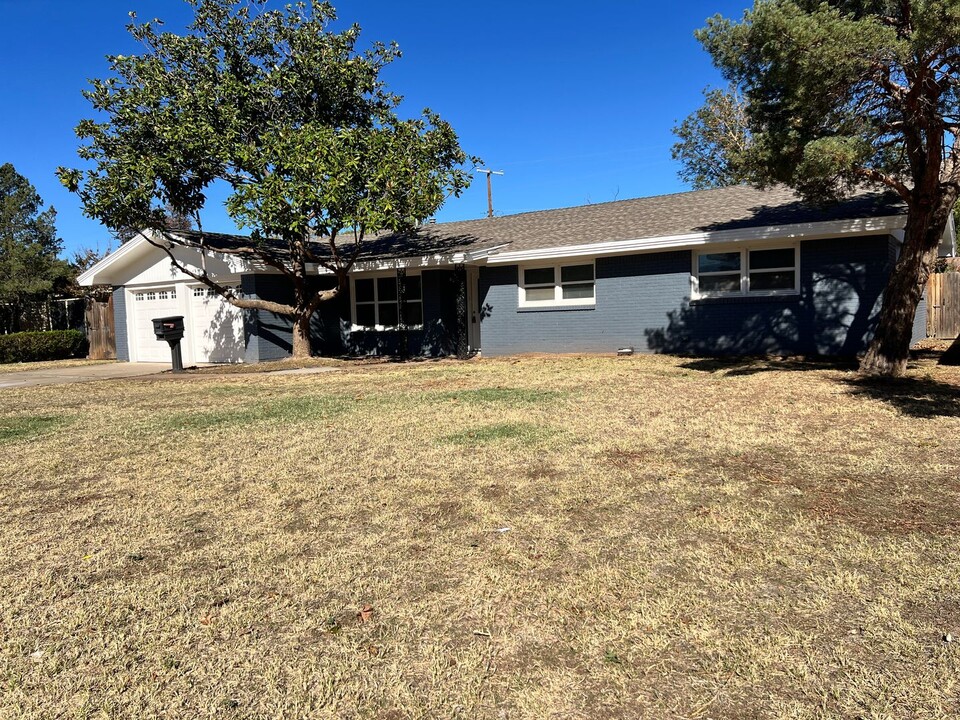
[519,262,596,307]
[352,274,422,329]
[693,246,798,298]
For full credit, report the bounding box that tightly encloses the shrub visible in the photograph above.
[0,330,89,364]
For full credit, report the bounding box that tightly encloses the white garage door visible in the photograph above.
[131,287,181,362]
[190,286,245,363]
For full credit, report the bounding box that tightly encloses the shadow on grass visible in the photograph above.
[843,375,960,418]
[676,354,960,418]
[678,356,858,377]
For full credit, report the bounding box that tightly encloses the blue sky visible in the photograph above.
[0,0,751,257]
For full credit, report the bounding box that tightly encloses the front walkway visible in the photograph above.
[0,362,169,389]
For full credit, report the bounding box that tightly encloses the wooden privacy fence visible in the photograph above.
[928,271,960,340]
[85,296,116,360]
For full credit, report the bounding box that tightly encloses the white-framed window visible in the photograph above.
[692,245,798,298]
[191,285,241,298]
[518,261,596,307]
[352,273,423,329]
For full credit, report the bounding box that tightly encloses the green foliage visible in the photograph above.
[0,330,89,364]
[59,0,473,260]
[0,164,72,330]
[681,1,960,201]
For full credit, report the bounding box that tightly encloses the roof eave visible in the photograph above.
[485,214,910,265]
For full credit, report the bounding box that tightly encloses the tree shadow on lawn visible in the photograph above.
[679,355,858,376]
[677,355,960,419]
[843,374,960,419]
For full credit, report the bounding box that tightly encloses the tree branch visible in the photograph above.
[853,167,911,201]
[142,231,297,316]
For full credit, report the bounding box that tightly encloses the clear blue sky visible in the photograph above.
[0,0,751,258]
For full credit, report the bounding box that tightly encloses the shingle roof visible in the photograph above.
[175,185,906,260]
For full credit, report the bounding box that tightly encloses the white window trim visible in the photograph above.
[350,271,423,331]
[518,260,597,308]
[691,243,800,300]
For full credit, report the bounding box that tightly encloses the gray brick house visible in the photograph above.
[78,185,954,364]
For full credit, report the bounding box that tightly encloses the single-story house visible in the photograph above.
[77,185,956,364]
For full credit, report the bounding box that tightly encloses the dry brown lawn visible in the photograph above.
[2,354,960,719]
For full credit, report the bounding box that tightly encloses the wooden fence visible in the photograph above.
[85,296,116,360]
[928,271,960,340]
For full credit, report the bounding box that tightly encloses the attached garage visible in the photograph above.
[78,232,249,365]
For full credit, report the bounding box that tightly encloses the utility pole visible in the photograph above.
[475,168,504,218]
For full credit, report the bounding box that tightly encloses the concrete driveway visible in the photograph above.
[0,362,169,389]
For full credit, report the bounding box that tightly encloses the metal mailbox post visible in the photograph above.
[152,316,186,373]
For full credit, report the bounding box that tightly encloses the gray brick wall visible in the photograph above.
[478,236,906,357]
[113,287,129,362]
[478,251,690,356]
[234,234,927,361]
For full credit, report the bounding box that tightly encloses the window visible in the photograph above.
[352,273,422,329]
[192,285,241,298]
[693,246,797,298]
[135,288,177,302]
[519,262,595,307]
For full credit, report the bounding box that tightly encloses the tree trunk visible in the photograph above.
[292,311,312,359]
[859,207,947,377]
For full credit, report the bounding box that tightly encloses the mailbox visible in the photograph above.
[152,315,185,373]
[152,316,185,341]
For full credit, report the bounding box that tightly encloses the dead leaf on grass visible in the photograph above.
[357,604,374,623]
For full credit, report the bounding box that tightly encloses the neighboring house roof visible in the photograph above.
[79,184,946,286]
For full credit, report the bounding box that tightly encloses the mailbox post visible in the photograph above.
[152,316,186,373]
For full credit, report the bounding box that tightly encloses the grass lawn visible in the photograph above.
[2,354,960,719]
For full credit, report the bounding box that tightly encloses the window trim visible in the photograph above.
[350,271,423,331]
[691,243,800,299]
[518,260,597,308]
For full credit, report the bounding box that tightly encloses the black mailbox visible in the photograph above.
[152,316,185,341]
[152,315,185,372]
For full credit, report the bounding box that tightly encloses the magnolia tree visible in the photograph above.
[673,0,960,376]
[59,0,474,357]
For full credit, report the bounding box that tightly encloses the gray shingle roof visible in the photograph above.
[366,184,905,258]
[175,185,906,260]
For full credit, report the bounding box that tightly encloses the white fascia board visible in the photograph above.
[485,215,909,265]
[342,244,509,272]
[76,230,159,286]
[349,254,457,272]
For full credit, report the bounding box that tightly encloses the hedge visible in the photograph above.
[0,330,89,364]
